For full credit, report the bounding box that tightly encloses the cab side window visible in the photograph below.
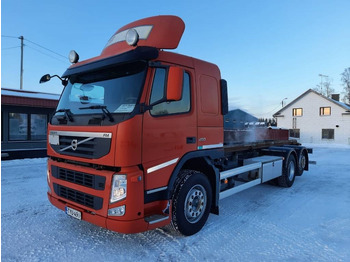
[150,68,191,116]
[150,68,166,105]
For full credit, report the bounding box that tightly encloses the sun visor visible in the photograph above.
[62,47,158,78]
[101,15,185,57]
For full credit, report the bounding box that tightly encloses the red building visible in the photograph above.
[1,88,59,159]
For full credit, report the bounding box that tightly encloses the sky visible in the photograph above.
[1,0,350,118]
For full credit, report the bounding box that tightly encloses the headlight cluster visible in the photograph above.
[110,174,127,203]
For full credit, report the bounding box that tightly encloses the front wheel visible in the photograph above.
[171,170,212,236]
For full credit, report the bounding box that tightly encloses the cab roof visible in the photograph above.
[102,15,185,56]
[66,15,185,72]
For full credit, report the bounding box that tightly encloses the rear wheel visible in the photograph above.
[171,170,212,236]
[297,150,307,176]
[277,154,296,187]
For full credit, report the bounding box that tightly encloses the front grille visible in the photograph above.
[50,134,111,159]
[60,136,95,157]
[51,166,105,190]
[53,183,103,210]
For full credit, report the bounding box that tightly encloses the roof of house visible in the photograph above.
[273,89,350,117]
[225,108,258,120]
[1,88,60,108]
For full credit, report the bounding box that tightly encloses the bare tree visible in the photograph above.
[341,67,350,104]
[314,77,334,98]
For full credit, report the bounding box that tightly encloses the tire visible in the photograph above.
[171,169,212,236]
[297,150,307,176]
[277,154,296,187]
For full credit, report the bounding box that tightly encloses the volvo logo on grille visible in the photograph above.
[71,139,78,151]
[60,137,94,152]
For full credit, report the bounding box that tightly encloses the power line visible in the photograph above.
[2,35,70,90]
[2,46,21,50]
[1,35,19,39]
[25,45,69,65]
[25,38,67,59]
[2,35,68,60]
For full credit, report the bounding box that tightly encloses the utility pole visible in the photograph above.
[19,36,24,90]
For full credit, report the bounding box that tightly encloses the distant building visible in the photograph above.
[1,88,59,159]
[274,89,350,145]
[224,109,258,130]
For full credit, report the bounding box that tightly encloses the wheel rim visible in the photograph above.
[288,160,295,181]
[184,184,207,224]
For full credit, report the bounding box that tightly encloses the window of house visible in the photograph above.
[150,69,191,116]
[9,113,28,141]
[322,129,334,139]
[320,107,331,116]
[8,113,48,141]
[31,114,47,140]
[289,129,300,138]
[292,108,303,116]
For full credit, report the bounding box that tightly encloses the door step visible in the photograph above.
[144,214,169,225]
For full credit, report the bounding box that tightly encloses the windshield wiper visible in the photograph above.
[79,105,114,122]
[55,108,74,122]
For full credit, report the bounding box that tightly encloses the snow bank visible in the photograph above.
[1,148,350,261]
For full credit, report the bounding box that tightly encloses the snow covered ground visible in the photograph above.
[1,145,350,261]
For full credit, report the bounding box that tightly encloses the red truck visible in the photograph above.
[41,15,310,236]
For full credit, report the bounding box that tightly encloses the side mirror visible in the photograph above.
[39,74,51,84]
[39,74,68,87]
[166,66,183,101]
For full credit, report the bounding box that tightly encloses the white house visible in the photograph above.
[274,89,350,145]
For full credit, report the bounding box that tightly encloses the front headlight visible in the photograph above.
[110,174,127,203]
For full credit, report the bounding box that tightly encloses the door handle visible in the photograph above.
[186,137,196,144]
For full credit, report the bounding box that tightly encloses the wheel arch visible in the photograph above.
[166,149,223,215]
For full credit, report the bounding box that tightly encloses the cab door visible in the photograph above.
[142,67,197,191]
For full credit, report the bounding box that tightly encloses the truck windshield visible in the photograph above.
[55,61,147,119]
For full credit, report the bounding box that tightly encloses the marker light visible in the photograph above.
[69,50,79,63]
[126,29,139,46]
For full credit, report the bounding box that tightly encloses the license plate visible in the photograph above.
[65,206,81,220]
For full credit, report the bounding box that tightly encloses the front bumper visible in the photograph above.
[48,193,151,234]
[47,158,171,234]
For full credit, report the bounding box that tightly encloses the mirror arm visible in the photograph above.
[40,74,68,86]
[145,95,177,112]
[51,75,68,86]
[150,97,168,107]
[139,103,153,113]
